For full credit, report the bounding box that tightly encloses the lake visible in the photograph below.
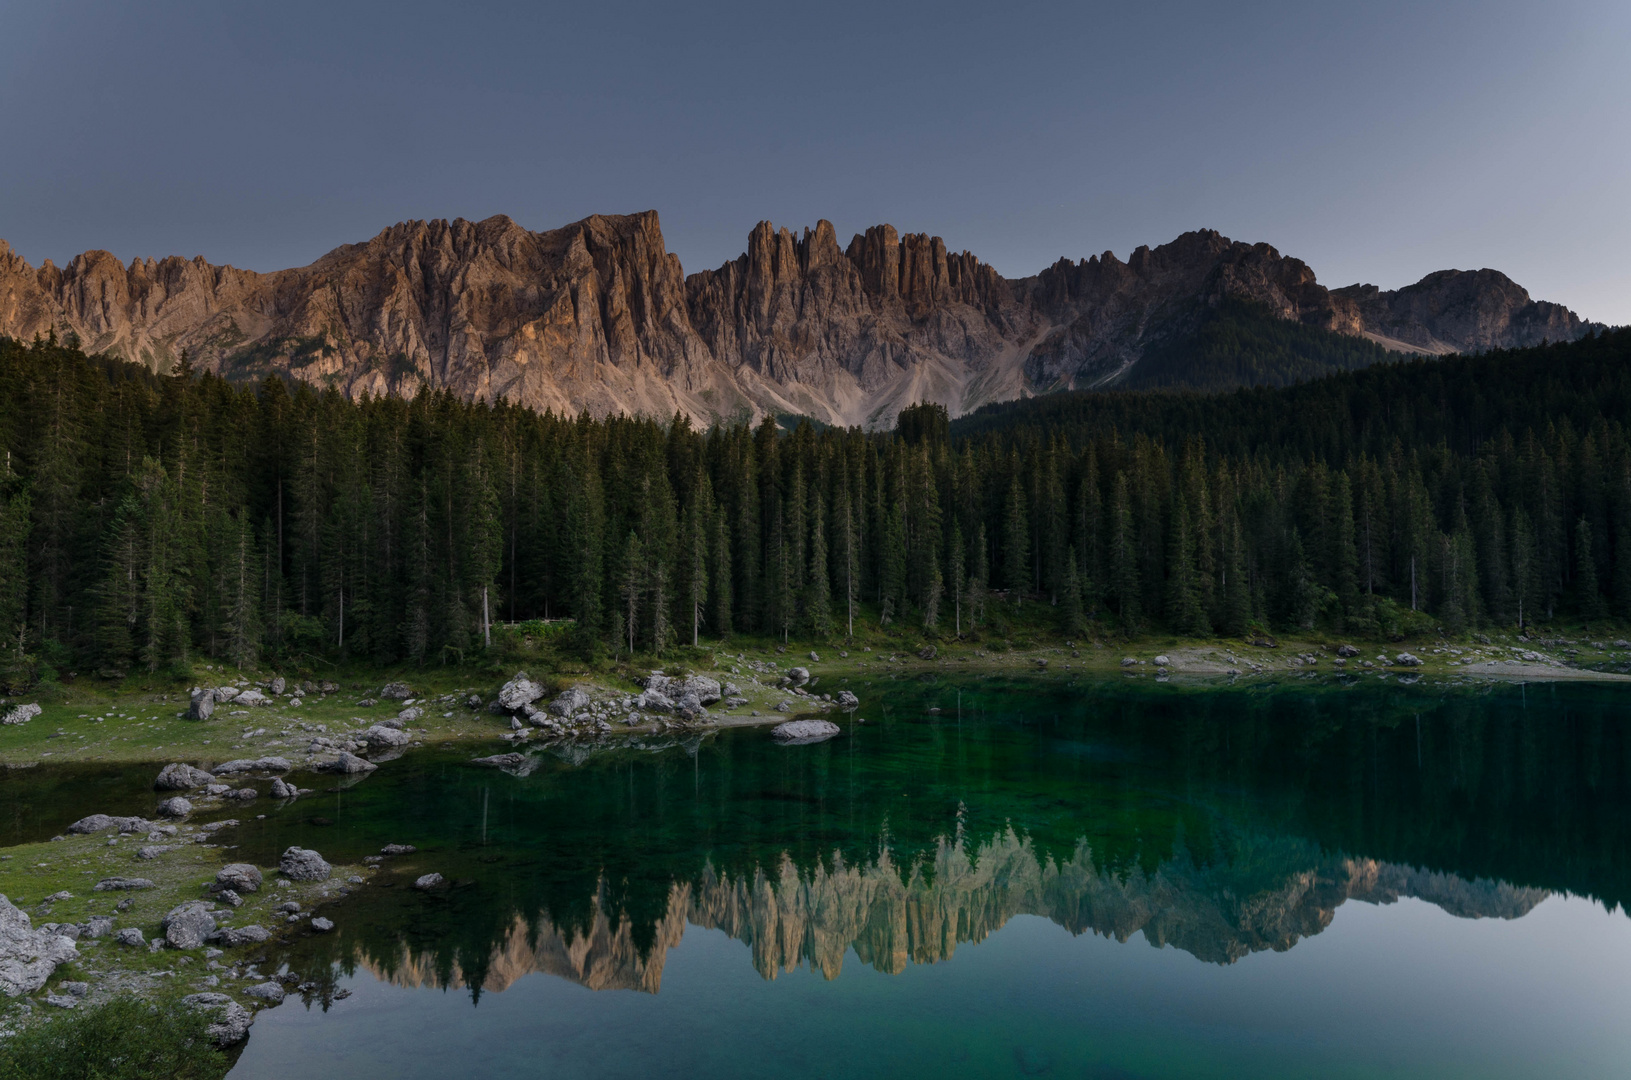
[11,674,1631,1077]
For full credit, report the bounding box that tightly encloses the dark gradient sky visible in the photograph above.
[3,0,1627,322]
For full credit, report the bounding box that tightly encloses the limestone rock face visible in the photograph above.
[1331,269,1591,354]
[0,895,79,996]
[0,218,1597,429]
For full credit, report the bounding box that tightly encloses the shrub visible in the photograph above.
[0,996,229,1080]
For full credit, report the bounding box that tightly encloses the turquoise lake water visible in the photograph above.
[13,674,1631,1077]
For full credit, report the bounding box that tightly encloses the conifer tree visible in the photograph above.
[1165,499,1207,636]
[1109,472,1140,629]
[1061,545,1086,638]
[807,493,833,638]
[1003,474,1029,606]
[1575,517,1606,618]
[880,504,907,626]
[0,455,31,671]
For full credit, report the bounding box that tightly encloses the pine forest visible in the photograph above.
[1,329,1629,688]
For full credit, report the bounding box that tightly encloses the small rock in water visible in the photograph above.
[157,797,193,818]
[270,778,297,799]
[317,752,377,774]
[380,844,417,855]
[414,873,445,891]
[310,917,334,932]
[155,763,216,790]
[246,981,286,1003]
[770,719,841,745]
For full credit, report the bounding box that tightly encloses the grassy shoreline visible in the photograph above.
[3,627,1628,771]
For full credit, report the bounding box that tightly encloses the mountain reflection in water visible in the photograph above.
[355,825,1548,997]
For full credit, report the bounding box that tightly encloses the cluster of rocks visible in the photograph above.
[184,676,340,720]
[1,702,41,725]
[486,671,734,738]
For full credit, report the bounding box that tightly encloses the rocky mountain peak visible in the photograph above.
[0,212,1600,427]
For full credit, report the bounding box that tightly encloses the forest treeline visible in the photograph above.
[0,329,1628,684]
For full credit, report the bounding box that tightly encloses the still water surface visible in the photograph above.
[20,675,1631,1077]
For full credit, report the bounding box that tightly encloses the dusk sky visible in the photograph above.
[3,0,1627,323]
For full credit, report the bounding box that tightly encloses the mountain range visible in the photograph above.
[0,212,1600,428]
